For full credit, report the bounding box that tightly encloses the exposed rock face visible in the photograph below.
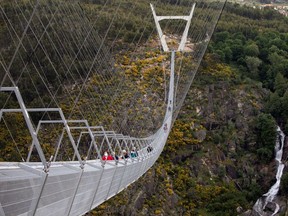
[249,201,279,216]
[133,191,145,210]
[226,164,238,179]
[283,137,288,167]
[265,201,277,213]
[240,210,253,216]
[89,74,288,216]
[237,206,244,213]
[193,129,207,142]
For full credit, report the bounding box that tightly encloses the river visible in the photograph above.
[253,126,286,216]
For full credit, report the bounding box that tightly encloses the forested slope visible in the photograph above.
[87,2,288,216]
[1,0,288,215]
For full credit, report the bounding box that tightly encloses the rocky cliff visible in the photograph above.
[86,56,287,216]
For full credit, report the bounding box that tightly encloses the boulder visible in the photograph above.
[226,164,238,179]
[264,202,277,214]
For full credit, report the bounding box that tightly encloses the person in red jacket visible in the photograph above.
[107,154,113,160]
[102,151,114,160]
[102,152,109,160]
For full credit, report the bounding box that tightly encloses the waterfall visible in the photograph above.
[253,126,286,216]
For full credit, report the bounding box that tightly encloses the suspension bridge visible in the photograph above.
[0,0,226,215]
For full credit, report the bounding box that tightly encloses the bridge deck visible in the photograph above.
[0,124,169,216]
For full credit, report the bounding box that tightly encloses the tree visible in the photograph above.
[230,43,244,61]
[268,52,287,77]
[245,56,262,79]
[254,113,277,162]
[282,90,288,134]
[265,92,282,119]
[255,113,277,150]
[280,173,288,197]
[269,37,288,51]
[244,43,259,57]
[223,47,233,62]
[274,73,288,97]
[214,31,230,43]
[256,148,273,163]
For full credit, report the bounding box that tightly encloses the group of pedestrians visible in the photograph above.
[102,147,139,161]
[101,109,169,162]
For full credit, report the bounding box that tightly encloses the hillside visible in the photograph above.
[231,0,288,6]
[0,0,288,215]
[86,2,288,216]
[230,0,288,17]
[87,57,282,216]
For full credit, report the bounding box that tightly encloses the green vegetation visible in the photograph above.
[92,2,287,215]
[1,0,288,215]
[210,2,288,134]
[280,173,288,197]
[254,113,277,162]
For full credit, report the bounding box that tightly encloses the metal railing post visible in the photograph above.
[66,168,84,216]
[89,167,105,210]
[72,132,84,161]
[53,128,65,161]
[0,87,48,169]
[19,163,48,216]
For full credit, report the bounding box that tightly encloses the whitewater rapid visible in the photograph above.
[253,126,286,216]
